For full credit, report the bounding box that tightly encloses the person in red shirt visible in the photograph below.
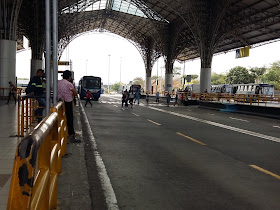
[85,90,93,107]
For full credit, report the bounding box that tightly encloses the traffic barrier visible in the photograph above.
[0,87,23,100]
[178,92,280,106]
[7,101,68,210]
[18,96,39,137]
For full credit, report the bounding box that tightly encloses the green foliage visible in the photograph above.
[182,74,199,81]
[132,77,144,87]
[173,67,181,76]
[249,66,266,83]
[211,73,226,85]
[111,82,123,92]
[226,66,255,84]
[264,61,280,89]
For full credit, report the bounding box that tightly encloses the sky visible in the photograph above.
[16,32,280,85]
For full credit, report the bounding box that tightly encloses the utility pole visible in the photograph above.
[108,54,111,94]
[120,56,122,83]
[156,60,158,92]
[86,59,88,76]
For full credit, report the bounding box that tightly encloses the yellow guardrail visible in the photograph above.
[177,92,280,106]
[0,87,24,100]
[18,96,40,137]
[7,101,68,210]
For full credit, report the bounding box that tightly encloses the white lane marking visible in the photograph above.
[208,113,215,116]
[273,126,280,129]
[187,109,191,111]
[132,112,140,117]
[229,117,249,122]
[147,119,161,126]
[114,105,118,107]
[146,106,280,144]
[80,103,119,210]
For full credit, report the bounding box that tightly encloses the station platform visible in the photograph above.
[0,100,91,210]
[0,100,20,209]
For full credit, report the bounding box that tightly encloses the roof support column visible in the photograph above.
[30,0,45,78]
[0,0,22,94]
[145,57,152,94]
[164,57,174,92]
[0,40,16,96]
[199,44,213,93]
[144,39,153,94]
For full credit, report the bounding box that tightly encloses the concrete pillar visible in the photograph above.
[165,73,173,92]
[145,75,151,94]
[30,59,43,78]
[0,40,16,96]
[200,68,211,93]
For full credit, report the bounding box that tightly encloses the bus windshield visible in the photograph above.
[83,78,101,89]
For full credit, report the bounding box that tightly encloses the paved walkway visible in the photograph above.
[0,100,21,210]
[0,100,91,210]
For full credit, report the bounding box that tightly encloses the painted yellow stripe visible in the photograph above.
[132,112,140,117]
[250,165,280,180]
[147,119,161,126]
[176,132,206,146]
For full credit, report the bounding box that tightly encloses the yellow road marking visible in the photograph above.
[176,132,206,146]
[147,119,161,126]
[132,112,140,117]
[250,165,280,180]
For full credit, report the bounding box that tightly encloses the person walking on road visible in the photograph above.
[134,90,140,104]
[58,70,80,143]
[129,90,134,108]
[174,93,179,106]
[6,81,17,104]
[156,91,160,103]
[122,89,129,109]
[146,93,149,105]
[166,92,171,107]
[85,90,93,107]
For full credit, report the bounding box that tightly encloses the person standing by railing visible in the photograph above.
[29,69,45,122]
[58,70,80,143]
[6,81,17,104]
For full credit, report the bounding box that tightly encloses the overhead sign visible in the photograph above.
[58,61,70,65]
[236,46,250,58]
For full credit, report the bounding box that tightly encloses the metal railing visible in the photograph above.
[17,95,40,137]
[7,101,68,210]
[0,87,24,100]
[177,92,280,106]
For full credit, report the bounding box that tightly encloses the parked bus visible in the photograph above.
[78,76,102,100]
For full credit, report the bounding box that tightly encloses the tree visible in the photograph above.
[132,77,144,87]
[111,82,123,92]
[226,66,255,84]
[182,74,199,83]
[173,67,181,76]
[211,73,226,85]
[249,66,266,83]
[264,61,280,89]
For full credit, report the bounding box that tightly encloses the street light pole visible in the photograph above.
[156,60,158,92]
[120,56,122,83]
[108,54,111,94]
[86,59,88,76]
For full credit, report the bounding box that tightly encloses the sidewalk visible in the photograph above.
[0,100,92,209]
[0,100,21,210]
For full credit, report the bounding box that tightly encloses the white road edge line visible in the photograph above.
[132,112,140,117]
[229,117,249,122]
[80,103,119,210]
[147,119,161,126]
[146,106,280,144]
[273,125,280,129]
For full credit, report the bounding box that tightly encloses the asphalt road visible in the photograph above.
[82,94,280,210]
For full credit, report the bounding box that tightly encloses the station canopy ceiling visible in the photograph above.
[17,0,280,62]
